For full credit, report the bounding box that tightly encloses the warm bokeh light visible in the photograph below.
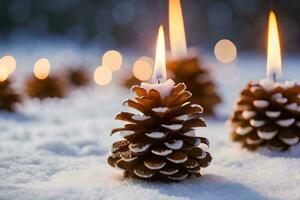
[93,66,112,86]
[0,63,9,82]
[267,10,282,79]
[34,58,51,80]
[152,26,166,83]
[1,55,16,74]
[169,0,187,59]
[102,50,123,71]
[133,56,154,81]
[214,39,237,63]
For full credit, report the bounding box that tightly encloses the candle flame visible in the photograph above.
[152,26,166,83]
[169,0,187,59]
[267,10,282,80]
[34,58,51,80]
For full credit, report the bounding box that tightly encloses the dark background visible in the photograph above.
[0,0,299,54]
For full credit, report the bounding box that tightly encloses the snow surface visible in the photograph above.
[0,43,300,200]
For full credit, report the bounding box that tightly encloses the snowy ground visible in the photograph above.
[0,44,300,200]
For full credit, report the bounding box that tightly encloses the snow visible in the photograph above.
[145,131,165,139]
[0,44,300,199]
[162,124,183,131]
[164,140,184,150]
[132,114,150,121]
[276,118,295,127]
[152,107,169,113]
[253,100,269,108]
[265,111,281,118]
[242,111,256,119]
[257,130,277,140]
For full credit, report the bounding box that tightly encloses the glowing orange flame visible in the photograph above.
[152,26,166,83]
[169,0,187,59]
[267,11,282,79]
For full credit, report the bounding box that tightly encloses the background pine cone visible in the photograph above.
[230,81,300,151]
[26,76,66,99]
[108,83,212,182]
[0,79,22,112]
[122,57,221,116]
[122,75,140,89]
[167,58,221,116]
[66,68,90,88]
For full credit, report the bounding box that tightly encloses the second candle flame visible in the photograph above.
[152,26,166,83]
[169,0,187,59]
[267,11,282,80]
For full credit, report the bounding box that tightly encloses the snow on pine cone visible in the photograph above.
[107,83,212,181]
[230,81,300,151]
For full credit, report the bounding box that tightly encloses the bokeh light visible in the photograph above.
[0,63,9,82]
[34,58,51,80]
[1,55,16,74]
[93,66,112,86]
[133,56,154,81]
[102,50,123,71]
[214,39,237,63]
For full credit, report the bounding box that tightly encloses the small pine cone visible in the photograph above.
[66,68,90,87]
[0,79,22,112]
[108,83,212,182]
[229,81,300,151]
[167,58,221,116]
[26,76,66,99]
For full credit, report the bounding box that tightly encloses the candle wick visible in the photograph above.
[272,73,276,82]
[158,79,160,84]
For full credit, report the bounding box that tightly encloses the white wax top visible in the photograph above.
[259,78,298,91]
[141,79,175,99]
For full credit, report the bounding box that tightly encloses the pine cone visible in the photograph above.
[108,83,212,182]
[167,58,221,116]
[66,68,90,87]
[0,79,22,112]
[26,76,66,99]
[230,81,300,151]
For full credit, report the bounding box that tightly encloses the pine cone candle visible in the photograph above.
[0,79,22,112]
[25,75,66,99]
[167,57,221,116]
[230,80,300,151]
[108,83,212,181]
[66,68,90,87]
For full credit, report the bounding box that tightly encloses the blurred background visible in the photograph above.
[0,0,300,54]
